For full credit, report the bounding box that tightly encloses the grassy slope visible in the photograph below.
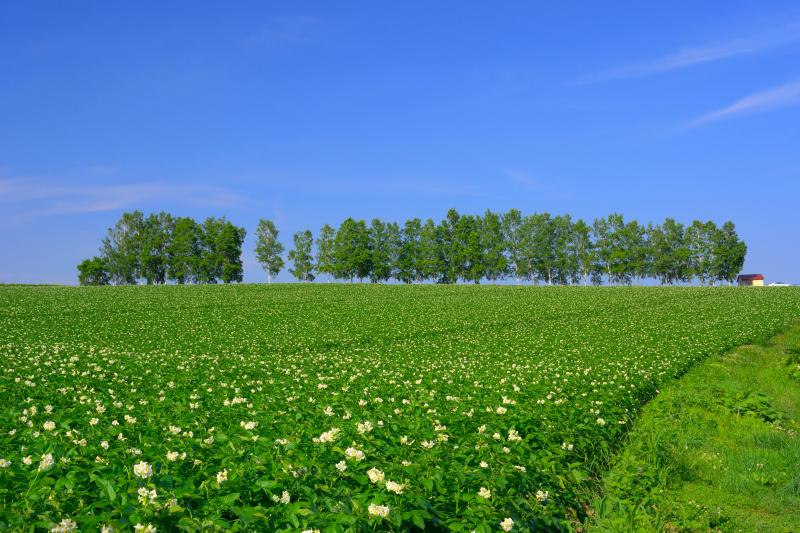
[589,322,800,532]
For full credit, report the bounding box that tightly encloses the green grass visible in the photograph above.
[589,321,800,532]
[1,284,799,531]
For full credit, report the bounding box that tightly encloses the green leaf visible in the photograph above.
[95,478,116,503]
[218,492,241,507]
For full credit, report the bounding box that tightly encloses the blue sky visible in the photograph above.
[1,1,799,284]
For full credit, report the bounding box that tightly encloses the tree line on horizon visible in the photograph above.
[78,208,747,287]
[77,211,246,286]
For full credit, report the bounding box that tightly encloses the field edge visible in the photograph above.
[585,321,800,532]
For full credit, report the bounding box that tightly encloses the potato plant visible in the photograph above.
[1,285,798,531]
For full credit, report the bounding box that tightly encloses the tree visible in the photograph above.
[77,257,109,285]
[592,214,629,285]
[196,217,223,283]
[90,211,248,285]
[217,220,247,283]
[686,220,717,285]
[649,218,689,284]
[396,218,422,284]
[551,215,575,285]
[523,212,555,285]
[315,224,336,282]
[481,210,507,283]
[333,218,370,282]
[419,218,446,283]
[570,219,594,286]
[101,210,144,285]
[368,218,392,283]
[254,219,285,283]
[167,217,201,284]
[441,209,462,283]
[501,209,526,284]
[591,216,611,285]
[288,230,315,282]
[711,221,747,285]
[623,220,648,285]
[385,222,402,282]
[139,212,173,284]
[457,214,484,283]
[606,214,630,285]
[194,217,246,283]
[83,208,748,287]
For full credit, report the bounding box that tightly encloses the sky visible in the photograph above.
[1,1,799,284]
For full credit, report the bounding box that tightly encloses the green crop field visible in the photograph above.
[1,285,799,532]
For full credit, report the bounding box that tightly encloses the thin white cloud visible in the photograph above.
[687,79,800,127]
[265,175,493,199]
[579,23,800,83]
[501,168,574,201]
[0,179,249,219]
[89,164,119,175]
[504,169,542,189]
[244,16,325,47]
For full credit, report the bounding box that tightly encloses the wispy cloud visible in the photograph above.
[504,169,542,190]
[0,179,249,220]
[686,79,800,127]
[88,164,119,176]
[502,168,574,201]
[578,23,800,83]
[261,174,493,199]
[378,179,489,198]
[244,16,325,48]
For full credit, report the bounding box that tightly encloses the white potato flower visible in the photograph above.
[385,480,404,494]
[315,427,340,444]
[39,453,54,471]
[344,447,365,461]
[133,461,153,479]
[367,467,384,484]
[50,518,78,533]
[368,503,390,518]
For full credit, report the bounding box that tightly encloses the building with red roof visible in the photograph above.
[736,274,764,287]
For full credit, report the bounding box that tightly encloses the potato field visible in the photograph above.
[1,285,799,532]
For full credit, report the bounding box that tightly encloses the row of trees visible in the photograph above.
[253,209,746,286]
[78,209,747,286]
[77,211,246,285]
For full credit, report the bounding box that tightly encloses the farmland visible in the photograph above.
[1,285,799,532]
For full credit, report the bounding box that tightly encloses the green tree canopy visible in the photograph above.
[254,219,285,283]
[77,257,110,286]
[288,230,315,282]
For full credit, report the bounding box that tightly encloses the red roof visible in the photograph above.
[737,274,764,280]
